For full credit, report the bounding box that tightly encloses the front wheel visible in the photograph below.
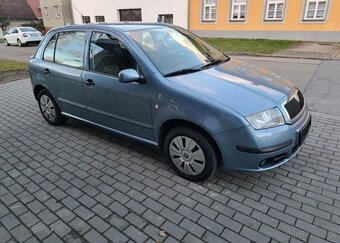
[4,39,9,46]
[164,127,219,181]
[38,90,67,125]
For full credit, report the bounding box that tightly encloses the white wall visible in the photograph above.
[71,0,189,29]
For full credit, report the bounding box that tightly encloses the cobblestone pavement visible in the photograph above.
[274,42,340,60]
[1,79,340,243]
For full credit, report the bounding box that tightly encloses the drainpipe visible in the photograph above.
[187,0,190,30]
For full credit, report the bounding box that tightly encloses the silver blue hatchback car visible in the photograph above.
[29,23,311,181]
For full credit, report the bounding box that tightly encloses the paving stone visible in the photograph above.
[124,225,148,242]
[56,208,76,222]
[84,229,107,243]
[143,224,165,243]
[142,209,166,227]
[222,227,251,243]
[38,210,58,225]
[69,217,91,235]
[91,203,111,219]
[161,221,186,241]
[160,207,183,224]
[202,231,225,243]
[177,205,201,222]
[197,216,223,235]
[31,222,52,240]
[179,218,205,238]
[240,226,270,243]
[0,227,12,242]
[1,213,20,230]
[74,206,94,221]
[104,227,129,243]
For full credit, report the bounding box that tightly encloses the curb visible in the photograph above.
[223,51,335,61]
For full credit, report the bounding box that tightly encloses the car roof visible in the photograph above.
[51,23,173,33]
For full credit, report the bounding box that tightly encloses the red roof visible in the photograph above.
[0,0,38,20]
[26,0,42,18]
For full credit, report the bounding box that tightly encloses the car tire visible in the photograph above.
[164,127,218,181]
[17,39,23,47]
[4,39,9,46]
[38,89,68,125]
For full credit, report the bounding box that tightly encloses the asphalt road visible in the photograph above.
[1,43,339,117]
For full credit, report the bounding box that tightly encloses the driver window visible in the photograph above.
[89,32,137,77]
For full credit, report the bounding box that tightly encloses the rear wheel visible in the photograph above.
[164,127,218,181]
[38,89,67,125]
[4,39,9,46]
[17,39,23,47]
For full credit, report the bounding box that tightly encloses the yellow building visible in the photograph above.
[189,0,340,41]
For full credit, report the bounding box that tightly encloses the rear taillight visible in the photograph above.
[22,33,28,37]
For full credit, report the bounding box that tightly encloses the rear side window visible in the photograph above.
[43,34,57,62]
[54,31,86,68]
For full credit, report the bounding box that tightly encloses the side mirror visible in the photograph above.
[118,69,141,83]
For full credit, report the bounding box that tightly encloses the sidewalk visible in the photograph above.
[273,42,340,60]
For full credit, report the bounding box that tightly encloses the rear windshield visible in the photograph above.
[19,27,37,32]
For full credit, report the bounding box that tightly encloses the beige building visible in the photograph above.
[39,0,74,31]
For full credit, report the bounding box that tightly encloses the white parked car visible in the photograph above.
[4,27,43,47]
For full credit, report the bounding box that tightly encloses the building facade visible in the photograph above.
[189,0,340,41]
[71,0,189,29]
[39,0,74,31]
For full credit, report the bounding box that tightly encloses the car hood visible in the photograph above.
[166,58,294,116]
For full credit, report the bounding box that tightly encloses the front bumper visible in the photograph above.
[214,106,311,171]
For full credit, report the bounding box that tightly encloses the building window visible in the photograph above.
[82,16,91,23]
[304,0,328,20]
[230,0,247,21]
[265,0,285,20]
[54,6,60,17]
[44,7,48,16]
[119,9,142,22]
[202,0,217,22]
[158,14,173,24]
[95,16,105,22]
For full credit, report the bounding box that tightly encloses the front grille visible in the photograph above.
[284,90,304,120]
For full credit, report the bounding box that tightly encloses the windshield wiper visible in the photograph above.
[164,68,201,77]
[200,57,230,70]
[163,56,230,77]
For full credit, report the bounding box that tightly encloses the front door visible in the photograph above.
[83,31,153,141]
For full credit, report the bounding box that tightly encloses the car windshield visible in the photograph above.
[19,27,37,32]
[128,27,228,76]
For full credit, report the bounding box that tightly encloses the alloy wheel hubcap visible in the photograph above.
[169,136,206,176]
[40,95,56,121]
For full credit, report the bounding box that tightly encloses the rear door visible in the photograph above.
[38,30,89,119]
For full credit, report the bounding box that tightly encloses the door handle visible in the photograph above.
[43,68,50,75]
[84,79,95,86]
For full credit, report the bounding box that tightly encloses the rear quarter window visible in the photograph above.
[43,34,57,62]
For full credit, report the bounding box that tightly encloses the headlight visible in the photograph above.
[245,108,285,130]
